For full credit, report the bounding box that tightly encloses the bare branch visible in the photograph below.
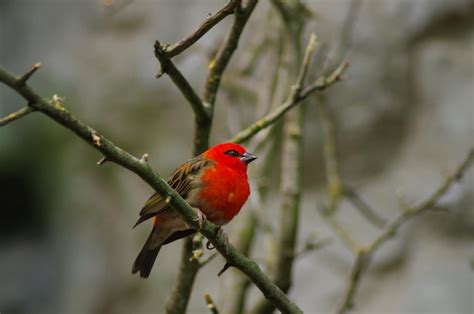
[0,106,34,127]
[0,65,303,314]
[335,250,368,314]
[323,211,358,254]
[154,41,211,123]
[368,148,474,253]
[343,185,387,228]
[299,61,349,100]
[18,62,41,85]
[165,0,241,58]
[166,236,202,314]
[294,237,332,258]
[336,149,474,314]
[230,60,348,144]
[317,100,343,213]
[204,293,220,314]
[96,156,108,165]
[202,0,258,107]
[166,2,259,312]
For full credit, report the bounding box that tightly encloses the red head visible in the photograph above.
[203,143,257,173]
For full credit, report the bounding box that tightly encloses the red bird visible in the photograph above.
[132,142,257,278]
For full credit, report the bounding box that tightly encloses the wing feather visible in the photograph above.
[133,156,212,227]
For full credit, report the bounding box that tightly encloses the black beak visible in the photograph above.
[241,152,257,164]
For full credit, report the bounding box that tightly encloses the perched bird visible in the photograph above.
[132,142,257,278]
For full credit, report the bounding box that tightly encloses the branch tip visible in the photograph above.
[204,292,220,314]
[18,62,42,85]
[217,262,232,276]
[97,156,108,165]
[0,106,34,127]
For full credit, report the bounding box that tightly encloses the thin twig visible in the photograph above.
[230,60,348,144]
[343,185,387,228]
[335,250,368,314]
[335,149,474,314]
[18,62,41,85]
[324,213,359,254]
[165,0,241,58]
[368,148,474,253]
[299,61,349,100]
[317,100,343,213]
[202,0,258,107]
[294,237,332,258]
[204,293,220,314]
[0,106,34,127]
[0,65,304,314]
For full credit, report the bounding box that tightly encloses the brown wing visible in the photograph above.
[133,156,213,227]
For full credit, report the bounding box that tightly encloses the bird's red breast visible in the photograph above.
[197,162,250,225]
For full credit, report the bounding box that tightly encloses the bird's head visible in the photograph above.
[204,142,257,172]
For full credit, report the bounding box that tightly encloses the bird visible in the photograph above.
[132,142,257,278]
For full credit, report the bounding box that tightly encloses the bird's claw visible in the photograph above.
[193,209,207,231]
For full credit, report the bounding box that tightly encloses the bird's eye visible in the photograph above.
[225,149,240,157]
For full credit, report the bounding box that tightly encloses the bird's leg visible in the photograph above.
[192,208,207,231]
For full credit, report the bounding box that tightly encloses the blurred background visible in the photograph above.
[0,0,473,313]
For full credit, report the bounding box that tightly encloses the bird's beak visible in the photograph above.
[241,152,257,164]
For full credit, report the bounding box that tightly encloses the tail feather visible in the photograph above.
[132,228,162,278]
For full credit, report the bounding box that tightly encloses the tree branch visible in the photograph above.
[154,41,211,123]
[204,292,220,314]
[229,60,348,144]
[223,212,258,314]
[342,185,387,228]
[251,7,310,311]
[165,237,202,314]
[0,65,303,314]
[317,100,343,213]
[0,106,34,127]
[335,148,474,314]
[195,0,258,153]
[202,0,258,107]
[165,2,259,312]
[164,0,241,58]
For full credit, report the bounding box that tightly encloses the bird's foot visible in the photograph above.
[192,208,207,231]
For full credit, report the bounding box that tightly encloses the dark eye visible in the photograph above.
[225,149,240,157]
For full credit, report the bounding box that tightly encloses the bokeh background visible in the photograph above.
[1,0,473,313]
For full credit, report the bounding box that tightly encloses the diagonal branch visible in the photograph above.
[204,292,220,314]
[0,65,303,314]
[229,60,348,144]
[202,0,258,107]
[164,0,241,58]
[0,106,34,127]
[154,41,211,123]
[342,185,387,228]
[335,148,474,314]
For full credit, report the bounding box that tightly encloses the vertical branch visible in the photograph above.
[223,212,258,314]
[165,239,201,314]
[335,250,369,314]
[318,100,343,213]
[166,2,259,313]
[196,0,258,154]
[251,2,313,311]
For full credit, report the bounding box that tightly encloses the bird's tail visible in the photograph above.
[132,227,162,278]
